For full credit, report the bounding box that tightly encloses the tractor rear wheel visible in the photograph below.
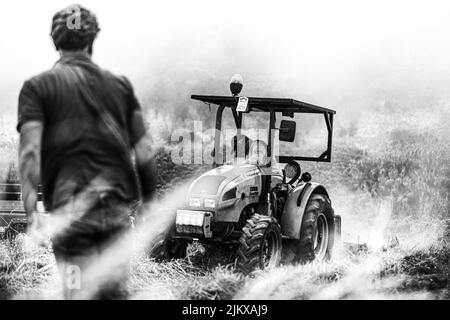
[294,194,335,263]
[236,214,282,274]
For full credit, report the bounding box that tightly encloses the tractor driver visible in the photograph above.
[230,134,251,162]
[249,140,270,166]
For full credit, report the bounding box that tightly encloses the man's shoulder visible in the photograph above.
[101,69,133,91]
[26,64,132,87]
[23,68,60,89]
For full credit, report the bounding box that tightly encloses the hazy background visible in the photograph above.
[1,1,450,300]
[1,0,450,128]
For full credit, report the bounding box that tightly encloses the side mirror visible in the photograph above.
[279,120,296,142]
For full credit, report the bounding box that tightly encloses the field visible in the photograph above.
[0,99,449,300]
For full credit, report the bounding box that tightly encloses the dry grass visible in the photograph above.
[2,235,448,300]
[0,101,449,300]
[0,235,59,299]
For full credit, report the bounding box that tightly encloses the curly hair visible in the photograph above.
[50,4,100,51]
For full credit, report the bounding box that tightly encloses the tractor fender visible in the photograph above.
[280,182,329,240]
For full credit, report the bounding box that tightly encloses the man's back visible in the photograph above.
[18,52,140,210]
[17,5,157,299]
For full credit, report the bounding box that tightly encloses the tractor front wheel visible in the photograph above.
[148,237,188,260]
[236,214,282,274]
[163,238,188,259]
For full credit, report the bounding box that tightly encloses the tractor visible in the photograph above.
[158,75,341,273]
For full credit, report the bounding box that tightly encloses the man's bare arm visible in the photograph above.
[18,121,43,217]
[130,110,158,203]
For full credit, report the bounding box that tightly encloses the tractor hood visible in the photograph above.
[185,164,262,210]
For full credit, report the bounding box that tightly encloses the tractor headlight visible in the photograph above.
[204,199,216,208]
[189,197,201,207]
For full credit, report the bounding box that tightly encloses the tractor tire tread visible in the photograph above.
[236,214,282,274]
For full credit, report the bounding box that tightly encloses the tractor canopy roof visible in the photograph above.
[191,95,336,114]
[191,94,336,163]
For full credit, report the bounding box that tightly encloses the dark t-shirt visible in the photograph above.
[17,53,145,210]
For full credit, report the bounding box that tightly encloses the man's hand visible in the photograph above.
[27,211,50,247]
[23,189,38,219]
[133,121,158,204]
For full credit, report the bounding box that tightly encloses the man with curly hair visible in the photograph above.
[17,4,157,299]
